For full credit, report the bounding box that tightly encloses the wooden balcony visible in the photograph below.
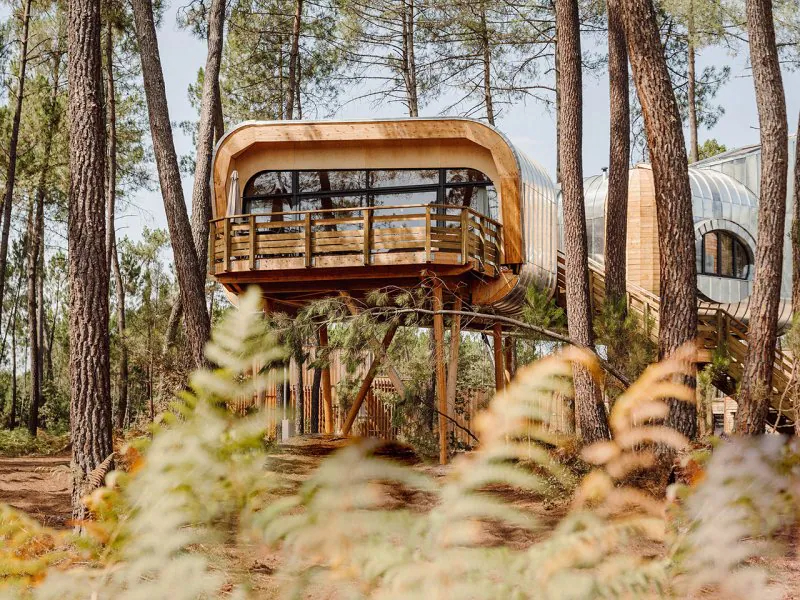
[209,204,503,277]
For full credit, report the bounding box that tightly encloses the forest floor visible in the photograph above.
[2,436,800,597]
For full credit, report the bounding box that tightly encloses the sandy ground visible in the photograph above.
[2,437,800,598]
[0,452,71,527]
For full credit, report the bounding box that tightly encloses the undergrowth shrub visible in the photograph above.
[0,289,798,599]
[0,429,69,458]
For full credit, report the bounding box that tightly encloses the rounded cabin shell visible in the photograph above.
[210,118,558,314]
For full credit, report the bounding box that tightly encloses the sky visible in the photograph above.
[125,1,800,242]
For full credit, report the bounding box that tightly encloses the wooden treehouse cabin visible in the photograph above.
[210,118,559,312]
[210,118,560,462]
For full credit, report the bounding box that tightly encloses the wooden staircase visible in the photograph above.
[555,252,796,428]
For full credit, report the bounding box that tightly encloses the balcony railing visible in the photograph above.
[209,203,503,276]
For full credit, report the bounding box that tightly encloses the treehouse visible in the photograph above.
[209,118,559,315]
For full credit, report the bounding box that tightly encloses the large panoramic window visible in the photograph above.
[241,168,499,221]
[701,230,751,279]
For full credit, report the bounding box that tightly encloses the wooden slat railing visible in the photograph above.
[210,204,503,275]
[556,251,795,425]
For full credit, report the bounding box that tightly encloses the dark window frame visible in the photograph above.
[241,168,496,217]
[700,230,752,280]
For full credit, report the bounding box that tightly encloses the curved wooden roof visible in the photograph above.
[212,118,525,263]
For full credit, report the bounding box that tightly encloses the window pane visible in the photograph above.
[371,191,437,228]
[245,196,296,217]
[704,232,718,274]
[445,185,498,220]
[297,170,366,193]
[734,239,751,279]
[444,186,475,207]
[446,168,490,184]
[243,171,293,197]
[719,233,734,277]
[369,169,439,188]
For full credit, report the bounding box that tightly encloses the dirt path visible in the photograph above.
[0,452,71,527]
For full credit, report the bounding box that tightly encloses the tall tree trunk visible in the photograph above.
[190,0,226,278]
[294,351,304,435]
[791,111,800,315]
[401,0,418,117]
[104,18,128,429]
[310,366,321,433]
[735,0,788,434]
[104,17,117,272]
[68,0,114,519]
[9,293,17,429]
[163,3,227,352]
[112,241,128,428]
[131,0,211,368]
[687,13,699,163]
[0,0,33,343]
[285,0,302,120]
[26,200,41,435]
[622,0,698,440]
[554,34,561,184]
[479,1,494,125]
[555,0,610,443]
[26,49,61,436]
[605,0,629,306]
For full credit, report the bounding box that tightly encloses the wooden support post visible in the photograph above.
[208,220,215,275]
[223,218,230,272]
[341,319,401,436]
[249,215,256,270]
[304,212,312,268]
[319,324,333,434]
[493,322,504,393]
[503,335,514,385]
[433,282,448,465]
[460,209,469,264]
[339,292,407,397]
[363,210,372,265]
[425,205,432,262]
[445,296,463,449]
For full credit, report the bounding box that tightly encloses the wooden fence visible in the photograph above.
[228,347,573,444]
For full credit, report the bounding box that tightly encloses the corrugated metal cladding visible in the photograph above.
[692,135,797,327]
[481,129,559,315]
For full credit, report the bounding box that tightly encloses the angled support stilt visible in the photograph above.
[341,319,401,436]
[340,292,407,397]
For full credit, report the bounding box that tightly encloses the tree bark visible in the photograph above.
[735,0,788,434]
[285,0,302,120]
[555,0,610,444]
[604,0,629,306]
[0,0,33,344]
[131,0,210,368]
[622,0,698,439]
[68,0,114,519]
